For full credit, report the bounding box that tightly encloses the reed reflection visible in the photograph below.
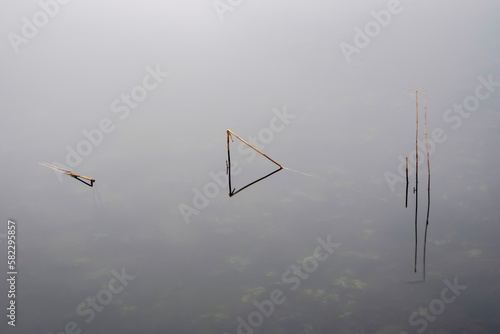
[406,88,431,283]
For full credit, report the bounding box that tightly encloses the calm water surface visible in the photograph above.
[1,1,499,334]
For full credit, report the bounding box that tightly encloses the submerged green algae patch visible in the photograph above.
[465,249,482,258]
[85,268,109,281]
[360,229,375,240]
[265,270,279,278]
[339,250,380,261]
[334,277,368,290]
[226,255,252,272]
[302,323,315,333]
[112,295,137,316]
[376,324,405,334]
[193,311,230,324]
[241,286,266,303]
[119,304,137,315]
[302,288,339,304]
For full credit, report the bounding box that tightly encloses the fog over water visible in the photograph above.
[1,1,499,333]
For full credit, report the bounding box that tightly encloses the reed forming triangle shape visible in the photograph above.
[226,129,283,197]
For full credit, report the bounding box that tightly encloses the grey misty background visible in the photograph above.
[1,1,500,333]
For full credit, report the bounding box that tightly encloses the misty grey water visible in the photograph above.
[1,1,500,334]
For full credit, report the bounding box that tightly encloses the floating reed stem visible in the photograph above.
[40,162,95,187]
[414,88,420,191]
[227,131,233,196]
[226,129,283,168]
